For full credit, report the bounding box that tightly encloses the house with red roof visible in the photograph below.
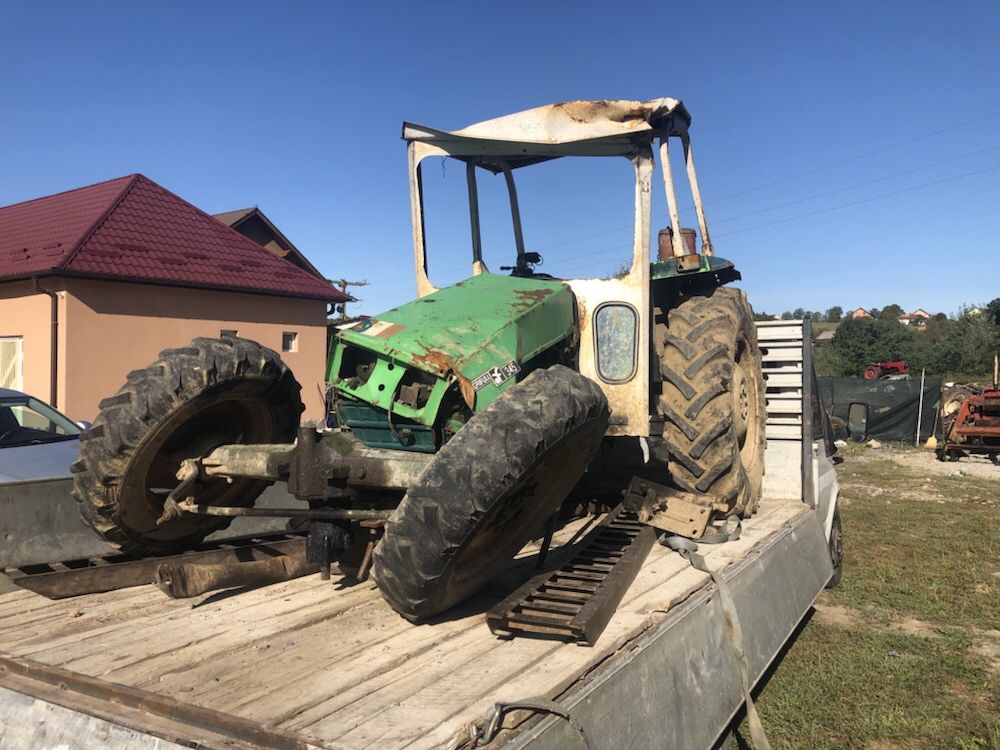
[0,174,347,420]
[897,308,931,326]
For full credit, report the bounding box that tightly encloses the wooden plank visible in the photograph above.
[0,503,808,750]
[407,503,806,750]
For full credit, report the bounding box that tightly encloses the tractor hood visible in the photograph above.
[332,273,575,418]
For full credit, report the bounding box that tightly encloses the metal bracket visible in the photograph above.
[622,476,719,539]
[155,458,202,526]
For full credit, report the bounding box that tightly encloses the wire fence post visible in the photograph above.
[915,368,926,446]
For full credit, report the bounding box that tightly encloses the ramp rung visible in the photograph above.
[761,363,803,374]
[766,424,803,439]
[767,415,803,425]
[767,397,803,414]
[761,346,803,363]
[756,328,805,342]
[763,373,802,387]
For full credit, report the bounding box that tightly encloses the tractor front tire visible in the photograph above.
[656,286,766,517]
[372,365,610,622]
[72,337,303,556]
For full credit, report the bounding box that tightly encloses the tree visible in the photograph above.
[985,297,1000,327]
[879,303,904,321]
[829,317,919,376]
[825,306,843,323]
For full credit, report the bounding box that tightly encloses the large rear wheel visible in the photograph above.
[372,365,609,621]
[656,286,766,517]
[72,337,303,556]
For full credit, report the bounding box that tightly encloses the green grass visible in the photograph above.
[742,447,1000,749]
[756,624,1000,750]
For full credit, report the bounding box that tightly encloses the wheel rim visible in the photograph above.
[121,393,276,540]
[830,516,843,574]
[734,340,761,467]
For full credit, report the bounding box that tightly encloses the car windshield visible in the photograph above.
[0,396,81,448]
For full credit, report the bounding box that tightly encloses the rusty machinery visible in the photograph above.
[936,355,1000,465]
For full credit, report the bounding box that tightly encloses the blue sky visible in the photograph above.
[2,1,998,317]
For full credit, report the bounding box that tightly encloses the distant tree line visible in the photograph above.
[752,303,955,324]
[753,305,846,322]
[813,299,1000,379]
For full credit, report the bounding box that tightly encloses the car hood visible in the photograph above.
[0,438,80,483]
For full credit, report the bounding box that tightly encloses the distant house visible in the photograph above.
[0,174,348,420]
[850,308,872,319]
[898,309,931,326]
[214,206,326,280]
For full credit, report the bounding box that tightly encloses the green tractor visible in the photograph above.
[72,98,766,621]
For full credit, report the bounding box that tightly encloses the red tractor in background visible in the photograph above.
[863,360,910,380]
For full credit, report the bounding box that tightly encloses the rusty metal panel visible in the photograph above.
[4,533,305,599]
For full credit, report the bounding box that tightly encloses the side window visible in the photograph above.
[594,303,638,383]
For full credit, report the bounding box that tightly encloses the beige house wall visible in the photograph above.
[0,276,329,422]
[0,280,59,405]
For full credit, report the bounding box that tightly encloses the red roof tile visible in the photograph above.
[0,174,346,302]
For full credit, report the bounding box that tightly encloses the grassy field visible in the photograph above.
[744,443,1000,749]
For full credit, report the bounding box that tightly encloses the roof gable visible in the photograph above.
[213,206,326,280]
[0,175,346,302]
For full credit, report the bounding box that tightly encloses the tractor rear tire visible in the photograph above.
[656,286,766,517]
[372,365,610,622]
[72,337,303,556]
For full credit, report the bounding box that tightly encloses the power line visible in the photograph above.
[532,108,1000,253]
[712,143,1000,225]
[709,109,1000,205]
[715,162,1000,238]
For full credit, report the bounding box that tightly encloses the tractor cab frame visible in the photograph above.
[402,98,736,437]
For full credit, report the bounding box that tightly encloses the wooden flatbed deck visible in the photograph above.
[0,500,807,749]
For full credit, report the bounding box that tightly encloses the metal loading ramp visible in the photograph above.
[757,319,810,501]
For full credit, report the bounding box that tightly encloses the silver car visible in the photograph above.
[0,388,84,482]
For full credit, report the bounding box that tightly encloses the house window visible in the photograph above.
[282,332,298,353]
[220,329,238,338]
[0,337,23,390]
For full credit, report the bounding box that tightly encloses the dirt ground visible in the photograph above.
[887,446,1000,480]
[748,441,1000,750]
